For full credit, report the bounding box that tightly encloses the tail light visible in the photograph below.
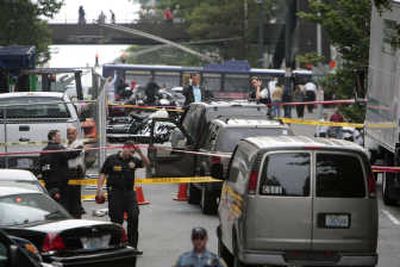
[211,156,221,165]
[42,233,65,252]
[367,172,376,198]
[120,228,128,244]
[248,171,259,195]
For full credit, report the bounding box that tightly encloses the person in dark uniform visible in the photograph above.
[40,129,82,208]
[248,76,271,105]
[96,141,150,254]
[145,77,160,105]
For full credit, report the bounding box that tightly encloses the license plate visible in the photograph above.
[16,158,33,169]
[81,235,111,249]
[325,214,350,228]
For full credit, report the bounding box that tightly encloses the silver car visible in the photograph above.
[218,136,378,267]
[0,169,47,193]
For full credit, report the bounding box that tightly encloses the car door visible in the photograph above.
[244,151,313,251]
[312,151,378,252]
[147,117,195,177]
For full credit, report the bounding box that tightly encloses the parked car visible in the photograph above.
[218,136,378,267]
[0,92,82,173]
[195,118,293,214]
[147,100,271,178]
[0,229,46,267]
[0,187,138,267]
[0,169,46,193]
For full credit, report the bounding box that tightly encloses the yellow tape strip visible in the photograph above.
[67,176,223,186]
[280,118,364,128]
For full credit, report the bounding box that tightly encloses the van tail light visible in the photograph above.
[42,233,65,252]
[120,228,128,244]
[211,156,221,165]
[367,172,376,198]
[248,171,259,195]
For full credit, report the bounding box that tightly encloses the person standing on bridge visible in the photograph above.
[110,10,116,24]
[175,227,224,267]
[96,141,150,254]
[78,6,86,25]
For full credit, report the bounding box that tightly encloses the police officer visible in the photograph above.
[96,141,150,254]
[40,129,81,207]
[66,126,85,218]
[175,227,225,267]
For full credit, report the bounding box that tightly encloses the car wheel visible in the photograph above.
[382,173,397,206]
[201,187,218,215]
[188,184,201,204]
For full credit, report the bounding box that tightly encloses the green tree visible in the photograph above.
[298,0,373,121]
[0,0,63,63]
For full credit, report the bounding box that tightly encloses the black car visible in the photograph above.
[0,229,44,267]
[0,187,138,267]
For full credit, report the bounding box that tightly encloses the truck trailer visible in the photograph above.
[365,0,400,205]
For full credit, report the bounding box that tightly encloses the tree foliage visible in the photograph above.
[0,0,63,63]
[154,0,276,65]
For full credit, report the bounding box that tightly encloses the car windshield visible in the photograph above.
[216,127,289,152]
[0,193,70,226]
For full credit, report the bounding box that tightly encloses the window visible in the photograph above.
[227,147,248,183]
[316,153,366,198]
[0,241,7,267]
[0,193,70,226]
[259,153,310,196]
[0,97,70,119]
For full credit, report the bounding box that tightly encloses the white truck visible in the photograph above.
[0,92,82,173]
[365,0,400,205]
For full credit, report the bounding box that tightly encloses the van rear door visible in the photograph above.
[245,151,313,251]
[312,152,378,252]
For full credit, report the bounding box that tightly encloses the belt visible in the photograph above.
[107,185,133,191]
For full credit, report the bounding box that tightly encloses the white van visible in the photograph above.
[0,92,81,172]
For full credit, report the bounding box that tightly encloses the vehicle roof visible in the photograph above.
[212,118,287,128]
[0,169,37,181]
[245,136,366,153]
[190,100,267,108]
[0,92,65,99]
[0,186,39,197]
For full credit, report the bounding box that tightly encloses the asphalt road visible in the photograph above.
[81,107,400,267]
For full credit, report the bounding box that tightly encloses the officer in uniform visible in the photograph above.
[175,227,225,267]
[96,141,150,254]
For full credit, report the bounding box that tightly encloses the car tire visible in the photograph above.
[188,184,201,204]
[201,187,218,215]
[382,172,397,206]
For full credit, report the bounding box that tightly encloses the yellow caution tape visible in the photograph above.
[64,176,223,186]
[280,118,364,128]
[0,138,97,147]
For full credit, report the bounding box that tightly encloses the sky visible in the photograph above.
[49,0,140,23]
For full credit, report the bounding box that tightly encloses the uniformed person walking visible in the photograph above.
[96,141,150,254]
[175,227,225,267]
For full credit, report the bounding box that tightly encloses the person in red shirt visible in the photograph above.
[330,108,344,122]
[329,108,344,138]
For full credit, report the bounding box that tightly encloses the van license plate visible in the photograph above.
[325,214,350,228]
[81,235,111,249]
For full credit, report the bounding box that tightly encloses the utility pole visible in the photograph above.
[256,0,265,67]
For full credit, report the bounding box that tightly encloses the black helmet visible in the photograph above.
[191,227,207,239]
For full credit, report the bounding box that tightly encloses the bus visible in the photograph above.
[102,61,315,99]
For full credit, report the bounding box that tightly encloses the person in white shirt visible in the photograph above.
[304,81,317,113]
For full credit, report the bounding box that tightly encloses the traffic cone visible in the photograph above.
[135,185,150,205]
[173,183,188,201]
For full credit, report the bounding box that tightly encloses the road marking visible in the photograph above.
[382,209,400,225]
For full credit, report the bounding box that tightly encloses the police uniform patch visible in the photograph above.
[113,165,122,172]
[128,161,136,169]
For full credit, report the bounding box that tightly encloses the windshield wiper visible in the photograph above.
[45,210,66,220]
